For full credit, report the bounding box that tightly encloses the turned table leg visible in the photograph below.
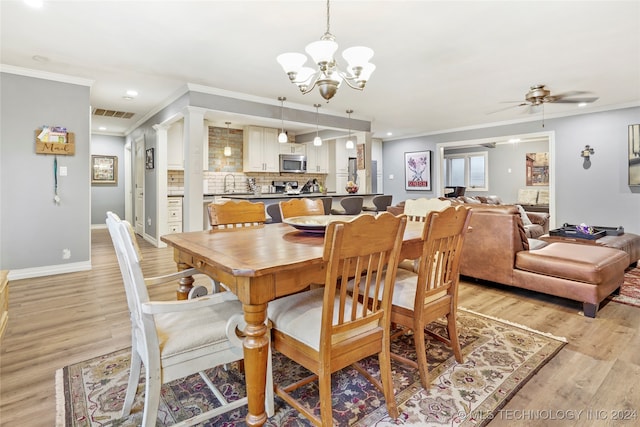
[242,302,269,427]
[176,260,194,300]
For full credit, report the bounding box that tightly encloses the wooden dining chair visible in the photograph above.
[403,197,451,222]
[268,213,407,426]
[279,197,325,219]
[208,200,266,229]
[106,212,274,426]
[388,205,472,389]
[330,196,364,215]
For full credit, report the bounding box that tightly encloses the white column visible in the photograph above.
[182,107,206,231]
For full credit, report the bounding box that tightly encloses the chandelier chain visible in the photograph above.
[325,0,331,35]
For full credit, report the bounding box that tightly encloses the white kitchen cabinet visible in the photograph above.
[334,137,357,174]
[243,126,279,172]
[279,143,306,155]
[306,142,329,173]
[167,119,209,170]
[167,120,184,170]
[167,197,183,233]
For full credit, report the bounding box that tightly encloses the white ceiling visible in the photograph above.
[2,0,639,140]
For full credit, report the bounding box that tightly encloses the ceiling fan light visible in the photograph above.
[276,52,307,74]
[305,39,338,65]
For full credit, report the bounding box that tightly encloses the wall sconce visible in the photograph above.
[580,145,594,159]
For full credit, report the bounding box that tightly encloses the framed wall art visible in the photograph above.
[404,150,431,191]
[629,124,640,186]
[146,148,155,170]
[91,155,118,185]
[525,152,549,186]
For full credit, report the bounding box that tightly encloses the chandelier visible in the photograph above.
[276,0,375,101]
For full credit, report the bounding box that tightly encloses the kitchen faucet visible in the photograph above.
[223,174,235,193]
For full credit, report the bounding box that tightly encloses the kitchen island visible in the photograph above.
[223,192,382,209]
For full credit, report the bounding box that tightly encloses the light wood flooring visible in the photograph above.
[1,229,639,426]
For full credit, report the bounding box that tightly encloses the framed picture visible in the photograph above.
[146,148,155,170]
[525,152,549,186]
[91,155,118,185]
[629,124,640,186]
[356,143,365,170]
[404,150,431,191]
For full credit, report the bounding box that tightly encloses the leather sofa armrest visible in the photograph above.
[526,211,550,234]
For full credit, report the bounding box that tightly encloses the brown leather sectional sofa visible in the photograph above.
[458,205,630,317]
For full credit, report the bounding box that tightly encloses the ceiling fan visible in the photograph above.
[491,84,599,114]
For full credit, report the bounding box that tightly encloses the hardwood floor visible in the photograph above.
[1,229,639,426]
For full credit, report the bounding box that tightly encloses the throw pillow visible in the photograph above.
[537,189,549,205]
[516,204,533,226]
[517,189,538,205]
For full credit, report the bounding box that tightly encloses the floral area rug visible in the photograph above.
[56,309,565,427]
[609,265,640,308]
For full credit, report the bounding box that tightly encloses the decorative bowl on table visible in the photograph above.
[283,215,358,234]
[345,181,359,193]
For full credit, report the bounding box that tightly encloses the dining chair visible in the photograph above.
[362,194,393,213]
[208,200,266,229]
[279,197,325,219]
[268,213,407,426]
[330,196,364,215]
[106,212,274,426]
[266,203,282,223]
[403,197,451,222]
[388,205,472,389]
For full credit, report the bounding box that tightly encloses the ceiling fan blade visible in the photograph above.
[552,97,599,104]
[487,103,527,114]
[552,90,592,98]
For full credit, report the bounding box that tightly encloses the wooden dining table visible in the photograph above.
[161,218,424,426]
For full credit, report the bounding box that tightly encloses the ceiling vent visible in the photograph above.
[93,108,135,119]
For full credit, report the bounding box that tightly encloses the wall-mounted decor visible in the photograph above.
[35,126,75,155]
[146,148,155,170]
[629,124,640,186]
[356,143,365,170]
[525,152,549,186]
[404,150,431,191]
[91,155,118,185]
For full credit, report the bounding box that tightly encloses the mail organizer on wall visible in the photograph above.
[35,126,75,155]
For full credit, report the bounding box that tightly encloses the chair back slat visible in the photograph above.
[208,200,266,229]
[279,198,325,219]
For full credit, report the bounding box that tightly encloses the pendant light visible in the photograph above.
[278,96,288,143]
[223,122,232,156]
[345,109,354,149]
[313,103,322,146]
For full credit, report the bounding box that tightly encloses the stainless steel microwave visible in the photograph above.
[279,154,307,173]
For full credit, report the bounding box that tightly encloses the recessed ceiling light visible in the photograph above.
[508,138,521,143]
[386,132,393,136]
[98,126,107,131]
[126,90,138,97]
[578,102,587,107]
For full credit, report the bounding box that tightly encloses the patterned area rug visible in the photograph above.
[610,265,640,308]
[56,309,565,427]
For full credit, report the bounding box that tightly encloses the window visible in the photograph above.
[443,151,488,191]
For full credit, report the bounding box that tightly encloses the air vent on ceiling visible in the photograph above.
[93,108,135,119]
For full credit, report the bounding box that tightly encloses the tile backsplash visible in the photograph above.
[169,171,327,195]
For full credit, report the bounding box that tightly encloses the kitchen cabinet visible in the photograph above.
[166,119,209,170]
[243,126,279,172]
[279,143,306,155]
[167,197,183,233]
[306,142,329,173]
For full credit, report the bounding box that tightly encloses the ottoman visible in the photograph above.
[514,243,630,317]
[540,232,640,266]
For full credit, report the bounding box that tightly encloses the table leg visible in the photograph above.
[242,302,269,427]
[176,261,194,300]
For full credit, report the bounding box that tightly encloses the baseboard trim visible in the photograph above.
[7,261,92,281]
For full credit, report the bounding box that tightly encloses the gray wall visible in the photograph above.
[91,134,126,225]
[383,106,640,234]
[1,72,91,275]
